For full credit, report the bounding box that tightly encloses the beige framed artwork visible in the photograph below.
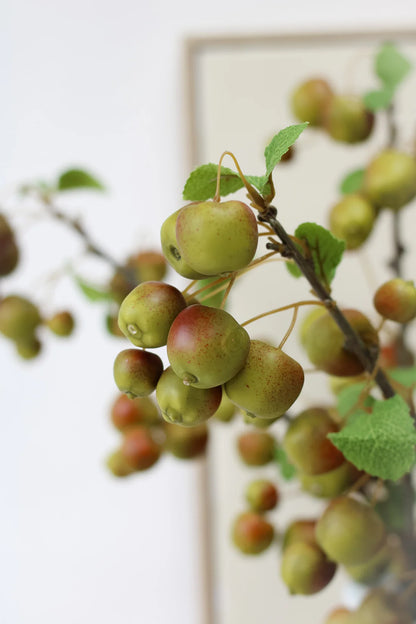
[185,31,416,624]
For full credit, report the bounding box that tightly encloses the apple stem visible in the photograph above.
[220,274,236,310]
[214,151,266,210]
[278,305,299,350]
[240,299,325,328]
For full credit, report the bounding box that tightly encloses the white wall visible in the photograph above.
[1,2,416,624]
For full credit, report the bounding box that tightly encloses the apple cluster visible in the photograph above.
[112,198,305,430]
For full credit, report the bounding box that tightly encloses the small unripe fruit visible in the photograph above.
[245,479,279,512]
[373,278,416,323]
[291,78,333,126]
[324,607,353,624]
[111,393,160,431]
[129,250,167,283]
[344,541,392,585]
[118,281,186,348]
[300,461,361,498]
[213,390,238,422]
[46,311,75,336]
[160,209,207,279]
[237,431,275,466]
[106,449,136,477]
[113,348,164,398]
[15,336,42,360]
[364,149,416,211]
[164,422,209,459]
[105,313,125,337]
[156,367,221,427]
[167,304,250,389]
[225,340,304,419]
[324,95,374,144]
[0,295,42,341]
[120,426,162,471]
[329,194,376,250]
[283,408,344,475]
[176,200,258,276]
[281,541,337,595]
[303,308,379,377]
[282,519,317,551]
[316,496,386,566]
[232,511,274,555]
[0,214,19,276]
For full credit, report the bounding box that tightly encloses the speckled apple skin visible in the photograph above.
[118,281,186,348]
[167,304,250,389]
[156,367,221,427]
[304,309,379,377]
[176,200,258,276]
[160,208,207,279]
[373,278,416,323]
[224,340,304,419]
[113,348,164,398]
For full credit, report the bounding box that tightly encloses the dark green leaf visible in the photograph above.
[294,222,345,287]
[74,275,113,302]
[264,123,308,177]
[329,395,416,481]
[363,87,394,111]
[340,169,365,195]
[275,447,296,481]
[375,42,412,89]
[58,169,105,192]
[182,164,243,201]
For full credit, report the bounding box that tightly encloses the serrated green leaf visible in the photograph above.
[285,261,302,278]
[74,276,113,302]
[245,174,270,196]
[295,222,345,287]
[275,447,296,481]
[337,382,375,419]
[340,169,365,195]
[182,164,243,201]
[329,395,416,481]
[388,366,416,388]
[363,87,394,111]
[58,169,105,192]
[375,42,412,89]
[264,123,308,177]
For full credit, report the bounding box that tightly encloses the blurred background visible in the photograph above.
[1,2,416,623]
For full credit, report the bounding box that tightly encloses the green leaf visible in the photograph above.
[337,382,375,419]
[275,447,296,481]
[388,366,416,388]
[58,169,105,192]
[363,87,394,111]
[264,123,308,177]
[329,395,416,481]
[245,174,270,196]
[340,169,365,195]
[182,164,243,201]
[285,261,302,278]
[294,222,345,287]
[74,276,113,302]
[375,42,412,89]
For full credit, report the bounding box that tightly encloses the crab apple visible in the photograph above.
[373,278,416,324]
[302,308,379,377]
[344,541,393,585]
[329,194,377,250]
[106,313,125,337]
[237,430,276,466]
[232,511,274,555]
[129,250,167,283]
[245,479,279,512]
[0,214,19,276]
[282,519,317,551]
[113,348,164,398]
[118,281,186,348]
[281,541,337,595]
[156,367,221,427]
[323,94,374,144]
[160,208,207,279]
[213,389,238,423]
[355,589,412,624]
[300,461,361,499]
[316,496,386,566]
[291,78,333,126]
[167,304,250,389]
[15,336,42,360]
[120,426,162,471]
[175,200,258,276]
[111,394,160,431]
[106,449,136,478]
[0,295,42,341]
[225,340,304,419]
[164,422,208,459]
[46,311,75,337]
[364,149,416,211]
[283,407,344,475]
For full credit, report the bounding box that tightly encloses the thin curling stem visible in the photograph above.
[241,299,325,328]
[214,151,266,210]
[278,305,299,350]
